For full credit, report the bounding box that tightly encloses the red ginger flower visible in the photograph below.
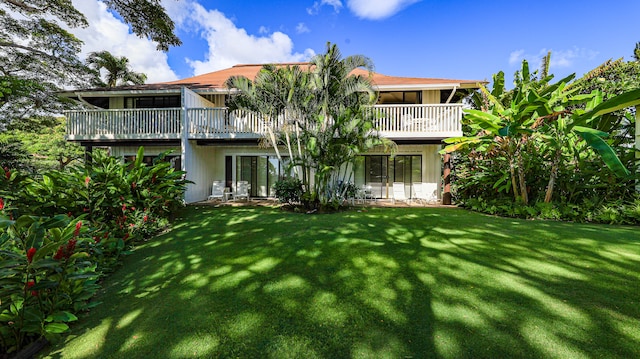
[53,239,77,260]
[74,221,82,237]
[26,247,36,263]
[26,281,38,296]
[0,197,4,210]
[53,246,64,260]
[84,176,91,187]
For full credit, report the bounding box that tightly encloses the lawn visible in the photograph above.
[41,206,640,359]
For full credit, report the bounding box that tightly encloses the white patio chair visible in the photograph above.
[412,182,427,206]
[422,182,439,204]
[392,182,409,205]
[208,181,225,201]
[234,180,250,201]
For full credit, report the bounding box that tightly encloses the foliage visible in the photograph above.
[227,43,393,210]
[0,116,84,172]
[446,51,640,219]
[86,51,147,88]
[0,147,188,354]
[0,0,179,127]
[273,178,304,205]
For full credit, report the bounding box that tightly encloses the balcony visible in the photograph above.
[66,104,462,141]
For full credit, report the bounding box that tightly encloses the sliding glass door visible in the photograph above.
[236,155,287,198]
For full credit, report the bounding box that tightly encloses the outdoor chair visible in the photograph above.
[412,182,438,205]
[422,183,438,204]
[412,182,427,206]
[392,182,409,205]
[207,180,225,201]
[234,181,250,201]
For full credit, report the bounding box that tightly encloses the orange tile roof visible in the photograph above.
[161,63,484,90]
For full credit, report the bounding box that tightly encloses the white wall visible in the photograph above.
[183,142,217,203]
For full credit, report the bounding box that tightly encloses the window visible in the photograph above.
[378,91,421,104]
[125,96,180,109]
[84,97,109,109]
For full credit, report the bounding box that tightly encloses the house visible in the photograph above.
[64,63,483,203]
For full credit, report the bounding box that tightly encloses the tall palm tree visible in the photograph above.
[226,43,391,208]
[86,51,147,88]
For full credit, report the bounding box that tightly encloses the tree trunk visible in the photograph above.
[544,149,562,203]
[516,150,528,204]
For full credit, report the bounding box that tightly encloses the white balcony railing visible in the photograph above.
[66,108,183,140]
[66,104,462,141]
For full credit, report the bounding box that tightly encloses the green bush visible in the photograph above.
[0,147,188,354]
[274,178,304,205]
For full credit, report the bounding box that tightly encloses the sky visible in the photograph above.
[70,0,640,88]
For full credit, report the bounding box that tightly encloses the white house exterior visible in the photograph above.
[64,63,482,203]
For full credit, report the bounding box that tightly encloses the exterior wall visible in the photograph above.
[183,142,217,203]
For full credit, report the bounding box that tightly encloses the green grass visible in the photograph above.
[41,206,640,358]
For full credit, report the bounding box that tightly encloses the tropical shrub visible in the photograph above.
[447,55,640,223]
[274,178,304,205]
[0,147,188,354]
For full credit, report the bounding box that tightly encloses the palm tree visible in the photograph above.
[226,43,391,208]
[86,51,147,88]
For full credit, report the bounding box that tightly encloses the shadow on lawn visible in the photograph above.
[43,207,640,359]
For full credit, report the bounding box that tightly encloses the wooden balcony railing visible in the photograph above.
[66,104,462,141]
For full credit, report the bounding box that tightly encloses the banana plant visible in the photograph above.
[444,58,640,204]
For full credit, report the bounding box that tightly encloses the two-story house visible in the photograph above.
[64,63,482,203]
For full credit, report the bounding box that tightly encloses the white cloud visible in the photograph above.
[180,2,315,75]
[296,22,310,34]
[508,47,599,71]
[70,0,179,83]
[258,26,270,34]
[509,49,525,65]
[307,0,343,15]
[346,0,420,20]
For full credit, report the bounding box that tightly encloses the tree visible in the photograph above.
[86,51,147,88]
[226,43,392,209]
[0,0,180,127]
[444,57,640,205]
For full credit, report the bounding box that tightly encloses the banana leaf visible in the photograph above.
[574,127,630,178]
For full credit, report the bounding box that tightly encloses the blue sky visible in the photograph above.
[72,0,640,87]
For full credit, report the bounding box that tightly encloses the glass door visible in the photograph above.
[365,156,389,198]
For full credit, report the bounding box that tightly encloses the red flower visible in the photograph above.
[122,204,127,212]
[123,233,130,241]
[0,197,4,210]
[53,239,77,260]
[26,247,36,263]
[143,215,148,223]
[67,212,73,217]
[53,246,64,260]
[26,281,38,296]
[74,221,82,237]
[84,176,91,187]
[4,167,9,180]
